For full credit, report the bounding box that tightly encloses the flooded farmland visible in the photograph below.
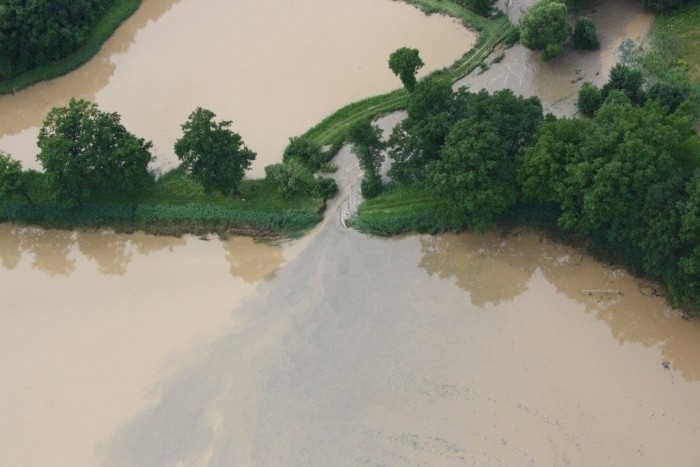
[1,0,700,466]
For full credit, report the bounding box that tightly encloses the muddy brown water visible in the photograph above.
[0,0,474,177]
[2,1,700,466]
[455,0,654,115]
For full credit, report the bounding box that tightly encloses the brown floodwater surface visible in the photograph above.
[0,0,475,176]
[2,0,700,465]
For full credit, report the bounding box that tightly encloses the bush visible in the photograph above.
[265,160,315,199]
[647,81,687,111]
[313,177,339,200]
[361,175,384,198]
[577,82,603,115]
[571,17,600,51]
[454,0,492,16]
[504,27,521,47]
[282,136,328,171]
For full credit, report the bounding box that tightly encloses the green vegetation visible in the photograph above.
[0,100,325,237]
[354,77,700,313]
[347,120,386,198]
[571,17,599,50]
[38,98,154,206]
[0,0,142,94]
[519,0,571,60]
[388,47,425,92]
[175,108,256,196]
[648,1,700,83]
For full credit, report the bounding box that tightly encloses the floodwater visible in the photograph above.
[456,0,654,115]
[3,1,700,466]
[0,0,475,177]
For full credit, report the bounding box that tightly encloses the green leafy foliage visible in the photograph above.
[174,107,256,196]
[282,136,328,171]
[603,64,646,104]
[37,98,154,206]
[0,0,110,77]
[520,93,700,310]
[454,0,492,16]
[265,160,315,199]
[388,47,425,92]
[427,90,543,230]
[571,17,600,51]
[0,152,24,200]
[348,119,386,198]
[520,0,571,61]
[577,82,604,115]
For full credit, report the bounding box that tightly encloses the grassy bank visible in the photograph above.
[0,0,142,95]
[1,176,324,238]
[302,1,511,146]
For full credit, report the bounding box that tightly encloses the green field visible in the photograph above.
[650,2,700,83]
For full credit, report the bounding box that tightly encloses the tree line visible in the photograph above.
[354,69,700,312]
[0,99,336,209]
[0,0,113,77]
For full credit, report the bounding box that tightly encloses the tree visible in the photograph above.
[283,136,327,171]
[455,0,492,16]
[427,90,543,230]
[603,64,645,104]
[571,17,600,51]
[388,47,424,92]
[577,82,603,116]
[647,81,687,112]
[37,98,154,206]
[348,120,386,198]
[265,160,314,199]
[520,0,571,61]
[174,107,256,195]
[0,151,31,203]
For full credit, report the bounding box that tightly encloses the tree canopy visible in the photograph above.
[519,0,571,61]
[0,0,110,77]
[348,120,386,198]
[37,98,154,206]
[388,47,425,92]
[174,108,256,195]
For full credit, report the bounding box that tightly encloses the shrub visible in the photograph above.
[571,17,600,50]
[577,82,603,115]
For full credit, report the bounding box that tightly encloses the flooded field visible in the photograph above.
[2,0,700,466]
[456,0,654,115]
[0,0,475,177]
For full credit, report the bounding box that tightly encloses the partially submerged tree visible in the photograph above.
[37,98,154,206]
[520,0,571,61]
[282,136,327,171]
[388,47,424,92]
[175,107,256,195]
[577,82,603,115]
[571,17,600,51]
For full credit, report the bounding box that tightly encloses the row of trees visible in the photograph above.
[0,0,111,77]
[373,75,699,311]
[0,99,335,208]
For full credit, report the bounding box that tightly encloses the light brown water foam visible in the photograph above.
[0,0,475,176]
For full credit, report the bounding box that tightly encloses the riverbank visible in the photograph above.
[0,177,324,239]
[0,0,142,95]
[302,1,511,147]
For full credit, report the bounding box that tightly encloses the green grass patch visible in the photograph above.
[0,0,142,95]
[351,184,464,236]
[648,2,700,83]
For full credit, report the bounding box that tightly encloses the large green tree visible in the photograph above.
[520,0,571,61]
[388,47,424,92]
[348,119,386,198]
[37,98,154,206]
[174,108,256,195]
[0,151,32,203]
